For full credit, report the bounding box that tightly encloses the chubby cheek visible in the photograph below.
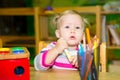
[60,31,69,38]
[76,34,83,42]
[76,38,82,44]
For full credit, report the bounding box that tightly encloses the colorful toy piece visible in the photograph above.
[12,47,24,54]
[64,49,71,61]
[44,6,54,14]
[0,48,10,54]
[0,47,30,80]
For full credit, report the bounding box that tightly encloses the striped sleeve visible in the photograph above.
[34,42,56,70]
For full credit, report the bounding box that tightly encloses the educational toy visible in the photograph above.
[0,47,30,80]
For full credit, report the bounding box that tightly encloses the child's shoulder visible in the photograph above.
[49,41,56,46]
[40,41,56,52]
[46,41,56,48]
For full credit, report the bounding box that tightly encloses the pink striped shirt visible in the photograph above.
[34,42,78,70]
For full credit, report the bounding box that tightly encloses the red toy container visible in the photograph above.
[0,47,30,80]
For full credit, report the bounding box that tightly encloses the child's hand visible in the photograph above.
[55,38,68,54]
[70,55,78,68]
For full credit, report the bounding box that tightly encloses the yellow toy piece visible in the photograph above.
[64,49,71,61]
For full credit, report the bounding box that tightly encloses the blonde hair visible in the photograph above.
[52,10,89,30]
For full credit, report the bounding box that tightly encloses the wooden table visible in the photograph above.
[30,65,120,80]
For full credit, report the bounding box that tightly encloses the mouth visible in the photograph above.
[70,36,75,39]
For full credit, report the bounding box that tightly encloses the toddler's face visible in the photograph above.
[56,14,84,47]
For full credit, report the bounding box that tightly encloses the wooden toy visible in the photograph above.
[0,47,30,80]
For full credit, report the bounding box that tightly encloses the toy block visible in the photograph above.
[0,47,30,80]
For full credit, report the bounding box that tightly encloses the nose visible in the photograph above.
[71,29,75,33]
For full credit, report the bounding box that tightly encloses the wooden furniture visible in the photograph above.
[0,39,2,48]
[30,65,120,80]
[0,36,35,47]
[0,47,30,60]
[0,8,36,49]
[98,7,120,72]
[100,42,107,72]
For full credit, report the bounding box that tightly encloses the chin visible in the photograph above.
[68,42,79,46]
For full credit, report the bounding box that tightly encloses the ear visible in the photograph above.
[55,30,60,38]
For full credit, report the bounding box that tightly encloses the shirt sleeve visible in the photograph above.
[34,42,56,70]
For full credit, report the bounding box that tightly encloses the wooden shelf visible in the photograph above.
[0,36,35,48]
[101,11,120,14]
[107,46,120,49]
[0,7,36,51]
[0,8,34,15]
[100,7,120,72]
[101,12,120,50]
